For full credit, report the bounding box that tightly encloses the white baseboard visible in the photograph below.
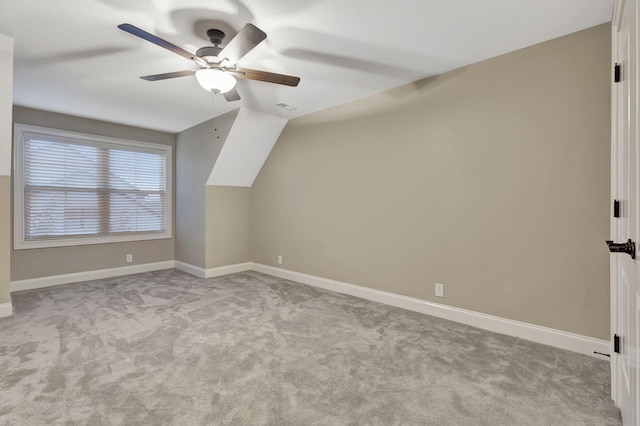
[0,302,12,318]
[175,261,252,279]
[10,261,176,292]
[251,263,609,359]
[174,261,206,278]
[205,262,252,278]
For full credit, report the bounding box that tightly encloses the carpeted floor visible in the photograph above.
[0,269,621,425]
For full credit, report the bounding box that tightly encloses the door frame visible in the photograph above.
[610,0,623,403]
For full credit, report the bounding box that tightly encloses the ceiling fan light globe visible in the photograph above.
[195,69,236,94]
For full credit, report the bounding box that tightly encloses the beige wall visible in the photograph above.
[11,107,176,281]
[0,35,12,176]
[206,186,251,268]
[175,109,238,268]
[0,177,10,303]
[0,35,13,304]
[251,24,611,339]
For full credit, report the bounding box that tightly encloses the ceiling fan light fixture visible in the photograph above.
[195,69,236,94]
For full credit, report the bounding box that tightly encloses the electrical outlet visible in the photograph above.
[126,254,133,263]
[435,283,444,298]
[277,255,283,265]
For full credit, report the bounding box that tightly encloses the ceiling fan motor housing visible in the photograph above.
[196,29,227,65]
[196,46,224,65]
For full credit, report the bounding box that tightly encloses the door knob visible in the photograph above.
[606,239,636,259]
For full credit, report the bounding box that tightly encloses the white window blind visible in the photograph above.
[14,124,172,249]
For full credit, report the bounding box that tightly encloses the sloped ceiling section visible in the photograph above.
[207,108,286,187]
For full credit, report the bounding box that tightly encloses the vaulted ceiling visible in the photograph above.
[0,0,613,133]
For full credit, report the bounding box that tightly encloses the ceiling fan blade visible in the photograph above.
[118,23,206,67]
[230,68,300,87]
[218,23,266,64]
[223,88,241,102]
[140,70,197,81]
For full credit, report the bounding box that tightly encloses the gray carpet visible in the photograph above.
[0,269,621,425]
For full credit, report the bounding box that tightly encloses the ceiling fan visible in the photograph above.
[117,22,300,102]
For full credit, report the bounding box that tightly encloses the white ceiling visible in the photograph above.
[1,0,613,133]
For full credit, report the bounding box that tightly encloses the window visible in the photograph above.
[14,124,172,249]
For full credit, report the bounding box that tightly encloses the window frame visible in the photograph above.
[13,123,173,250]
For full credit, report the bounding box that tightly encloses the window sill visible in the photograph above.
[14,232,172,250]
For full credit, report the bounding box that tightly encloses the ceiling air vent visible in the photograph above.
[276,102,297,111]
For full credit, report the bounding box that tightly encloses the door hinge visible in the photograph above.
[615,63,621,83]
[614,334,621,354]
[614,199,621,218]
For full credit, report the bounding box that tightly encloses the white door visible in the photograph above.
[611,1,639,425]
